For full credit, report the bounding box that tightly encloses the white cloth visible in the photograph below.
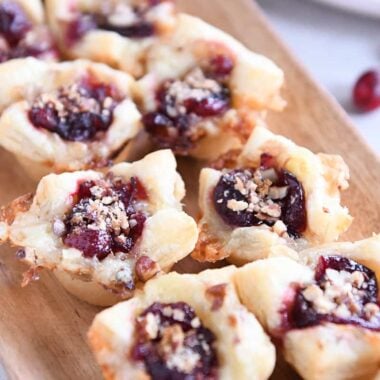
[258,0,380,153]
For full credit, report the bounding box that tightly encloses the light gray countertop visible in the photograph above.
[258,0,380,154]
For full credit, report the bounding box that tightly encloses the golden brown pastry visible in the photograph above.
[88,266,276,380]
[0,0,57,63]
[137,13,285,159]
[45,0,176,77]
[0,58,141,180]
[0,150,198,306]
[193,125,352,265]
[235,235,380,380]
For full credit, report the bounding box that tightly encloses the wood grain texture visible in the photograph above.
[0,1,378,379]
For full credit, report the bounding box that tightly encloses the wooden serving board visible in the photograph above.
[0,1,379,379]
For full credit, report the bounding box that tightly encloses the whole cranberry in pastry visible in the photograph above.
[29,78,120,142]
[65,1,165,45]
[213,157,306,238]
[208,55,234,79]
[143,62,232,153]
[290,256,380,331]
[66,15,97,46]
[0,1,57,62]
[132,302,218,380]
[353,70,380,112]
[0,1,31,46]
[61,176,147,260]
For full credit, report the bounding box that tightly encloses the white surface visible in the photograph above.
[311,0,380,18]
[257,0,380,154]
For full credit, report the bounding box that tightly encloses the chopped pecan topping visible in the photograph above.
[228,315,237,327]
[206,283,228,311]
[290,255,380,331]
[0,193,34,225]
[210,149,240,170]
[135,255,160,282]
[21,266,41,287]
[132,302,218,379]
[29,77,121,142]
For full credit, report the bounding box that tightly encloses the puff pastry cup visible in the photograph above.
[0,150,198,306]
[136,13,285,160]
[235,235,380,380]
[88,266,276,380]
[0,58,142,180]
[192,125,352,265]
[0,0,57,63]
[45,0,176,78]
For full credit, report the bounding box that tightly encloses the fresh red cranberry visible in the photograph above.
[208,55,234,78]
[29,79,120,142]
[131,302,218,380]
[62,176,147,261]
[213,164,306,237]
[0,1,31,46]
[289,256,380,331]
[353,70,380,112]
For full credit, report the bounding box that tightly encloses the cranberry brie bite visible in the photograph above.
[88,266,275,380]
[0,58,141,180]
[193,126,352,264]
[136,13,285,159]
[0,0,57,63]
[0,150,198,306]
[235,235,380,380]
[46,0,176,78]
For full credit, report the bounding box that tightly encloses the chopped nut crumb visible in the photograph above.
[301,268,380,322]
[226,199,248,212]
[144,312,159,340]
[52,218,66,237]
[223,169,284,222]
[206,283,228,311]
[135,256,160,282]
[163,68,225,119]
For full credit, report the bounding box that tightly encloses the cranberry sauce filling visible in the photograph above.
[143,56,234,153]
[66,0,165,45]
[56,175,148,261]
[28,78,121,142]
[213,154,306,238]
[289,256,380,331]
[131,302,218,380]
[0,1,56,62]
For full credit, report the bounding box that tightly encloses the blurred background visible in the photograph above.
[257,0,380,154]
